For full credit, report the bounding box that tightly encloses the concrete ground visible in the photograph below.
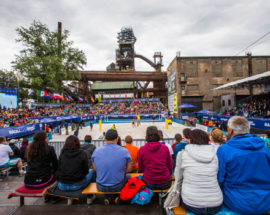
[0,175,163,215]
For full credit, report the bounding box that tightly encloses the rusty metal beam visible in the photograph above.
[80,71,167,81]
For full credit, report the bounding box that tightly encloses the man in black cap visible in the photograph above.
[91,129,132,205]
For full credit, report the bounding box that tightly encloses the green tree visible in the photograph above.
[12,20,86,93]
[0,70,29,102]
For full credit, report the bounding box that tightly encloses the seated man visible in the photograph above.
[0,136,23,176]
[123,135,139,173]
[217,116,270,214]
[92,129,132,205]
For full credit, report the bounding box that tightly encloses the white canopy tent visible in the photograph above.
[212,71,270,90]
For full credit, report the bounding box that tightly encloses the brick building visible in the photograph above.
[167,54,270,115]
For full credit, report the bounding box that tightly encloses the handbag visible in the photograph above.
[163,150,184,209]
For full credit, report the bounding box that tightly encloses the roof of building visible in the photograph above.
[212,71,270,90]
[91,81,136,90]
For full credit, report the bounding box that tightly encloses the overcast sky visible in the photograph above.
[1,0,270,72]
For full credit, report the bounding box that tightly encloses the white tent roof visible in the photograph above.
[212,71,270,90]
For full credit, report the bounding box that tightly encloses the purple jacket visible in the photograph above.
[138,142,173,184]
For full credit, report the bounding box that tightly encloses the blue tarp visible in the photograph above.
[177,104,196,108]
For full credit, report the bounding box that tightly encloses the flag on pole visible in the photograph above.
[78,97,83,102]
[44,92,52,99]
[141,92,144,98]
[68,96,74,102]
[37,90,44,97]
[53,93,65,100]
[98,94,101,102]
[91,96,95,103]
[28,89,33,96]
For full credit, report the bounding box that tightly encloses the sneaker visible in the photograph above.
[104,198,110,205]
[19,170,26,175]
[87,195,96,205]
[67,198,73,205]
[114,197,120,205]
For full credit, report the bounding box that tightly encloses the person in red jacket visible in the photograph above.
[138,126,173,190]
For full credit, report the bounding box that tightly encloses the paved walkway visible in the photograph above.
[0,175,162,215]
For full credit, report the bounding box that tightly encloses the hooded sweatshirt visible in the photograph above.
[138,142,173,184]
[217,133,270,214]
[57,149,89,184]
[181,144,223,208]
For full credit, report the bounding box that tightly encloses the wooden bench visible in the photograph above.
[82,173,173,206]
[171,206,187,215]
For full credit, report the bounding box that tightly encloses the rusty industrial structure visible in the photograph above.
[78,27,167,102]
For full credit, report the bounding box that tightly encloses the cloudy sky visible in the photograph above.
[1,0,270,72]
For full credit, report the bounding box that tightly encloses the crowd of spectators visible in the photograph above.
[90,101,166,115]
[0,101,166,129]
[222,95,270,118]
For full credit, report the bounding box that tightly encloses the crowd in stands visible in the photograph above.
[2,116,270,214]
[0,100,165,129]
[222,95,270,118]
[0,105,90,128]
[90,101,166,115]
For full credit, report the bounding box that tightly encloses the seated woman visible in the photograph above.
[209,127,225,153]
[175,129,223,214]
[24,131,58,188]
[138,126,173,190]
[57,135,95,191]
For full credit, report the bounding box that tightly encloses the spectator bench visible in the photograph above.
[82,173,174,206]
[9,172,175,207]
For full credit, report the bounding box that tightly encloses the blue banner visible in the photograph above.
[180,113,270,130]
[0,123,44,139]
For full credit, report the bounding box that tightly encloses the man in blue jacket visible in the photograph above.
[217,116,270,214]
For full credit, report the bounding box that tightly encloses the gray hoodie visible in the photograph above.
[180,144,223,208]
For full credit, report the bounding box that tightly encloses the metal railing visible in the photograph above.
[45,138,174,157]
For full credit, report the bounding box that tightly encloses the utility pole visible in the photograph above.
[247,52,253,104]
[57,22,62,58]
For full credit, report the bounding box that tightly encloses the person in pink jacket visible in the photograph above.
[138,126,173,190]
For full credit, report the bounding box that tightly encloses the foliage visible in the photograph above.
[0,70,29,102]
[12,20,86,93]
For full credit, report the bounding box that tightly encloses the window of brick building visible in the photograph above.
[254,59,266,74]
[186,61,198,77]
[211,60,222,77]
[187,84,199,91]
[232,60,243,77]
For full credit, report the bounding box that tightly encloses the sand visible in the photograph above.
[51,121,189,141]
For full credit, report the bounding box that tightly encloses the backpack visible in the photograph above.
[130,186,153,205]
[120,176,146,201]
